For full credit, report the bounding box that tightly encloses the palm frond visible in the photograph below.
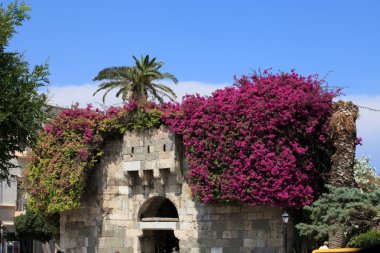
[161,72,178,84]
[93,81,123,96]
[101,88,115,103]
[149,87,165,104]
[93,67,131,81]
[151,83,177,98]
[150,88,176,102]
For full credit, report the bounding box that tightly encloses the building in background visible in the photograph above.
[0,150,28,253]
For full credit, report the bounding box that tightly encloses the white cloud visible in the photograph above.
[47,84,120,108]
[47,81,229,108]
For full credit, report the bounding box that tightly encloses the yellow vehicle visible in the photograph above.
[312,248,361,253]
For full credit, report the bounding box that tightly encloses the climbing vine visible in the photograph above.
[24,101,162,215]
[163,70,339,208]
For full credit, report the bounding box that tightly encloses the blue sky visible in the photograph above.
[5,0,380,171]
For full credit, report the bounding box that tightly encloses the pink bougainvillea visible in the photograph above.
[25,102,162,215]
[163,70,339,208]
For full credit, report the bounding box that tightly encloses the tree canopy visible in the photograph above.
[0,1,49,180]
[93,54,178,103]
[14,210,54,243]
[296,185,380,247]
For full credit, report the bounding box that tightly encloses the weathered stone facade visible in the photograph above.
[60,127,293,253]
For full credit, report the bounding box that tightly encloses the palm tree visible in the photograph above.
[93,55,178,103]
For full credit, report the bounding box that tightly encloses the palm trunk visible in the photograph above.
[328,101,359,247]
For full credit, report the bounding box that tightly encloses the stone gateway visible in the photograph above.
[60,127,293,253]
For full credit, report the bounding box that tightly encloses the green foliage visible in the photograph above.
[24,102,162,215]
[14,211,56,243]
[348,230,380,248]
[0,1,49,181]
[296,185,380,246]
[93,54,178,103]
[0,1,30,48]
[354,156,380,192]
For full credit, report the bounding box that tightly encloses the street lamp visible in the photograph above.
[282,211,289,253]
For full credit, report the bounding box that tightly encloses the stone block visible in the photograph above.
[264,210,275,219]
[231,230,244,239]
[257,229,267,239]
[222,231,232,239]
[256,212,264,219]
[244,220,252,230]
[180,221,193,230]
[243,239,256,248]
[252,220,270,231]
[213,206,229,214]
[211,248,223,253]
[108,214,129,221]
[239,247,251,253]
[143,152,160,160]
[215,239,231,247]
[118,186,130,195]
[198,222,212,230]
[185,199,195,208]
[211,221,225,231]
[132,146,146,154]
[159,151,175,159]
[145,160,157,170]
[158,158,175,169]
[123,161,141,171]
[223,248,239,253]
[234,221,244,230]
[98,237,106,247]
[210,214,222,220]
[87,247,96,253]
[251,247,276,253]
[101,230,115,237]
[140,221,179,230]
[256,238,266,247]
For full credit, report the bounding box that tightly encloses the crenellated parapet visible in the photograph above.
[122,126,185,187]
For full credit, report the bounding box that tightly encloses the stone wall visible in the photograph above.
[60,127,292,253]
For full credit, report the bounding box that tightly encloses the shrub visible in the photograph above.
[348,230,380,248]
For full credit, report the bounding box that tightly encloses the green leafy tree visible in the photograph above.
[354,156,380,192]
[0,1,49,180]
[14,211,58,253]
[14,211,54,242]
[296,185,380,247]
[93,55,178,103]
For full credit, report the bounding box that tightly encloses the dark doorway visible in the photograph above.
[139,197,180,252]
[140,230,179,253]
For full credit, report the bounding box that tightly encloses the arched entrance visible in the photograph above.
[138,197,180,253]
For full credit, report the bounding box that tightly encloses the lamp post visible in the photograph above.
[282,211,289,253]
